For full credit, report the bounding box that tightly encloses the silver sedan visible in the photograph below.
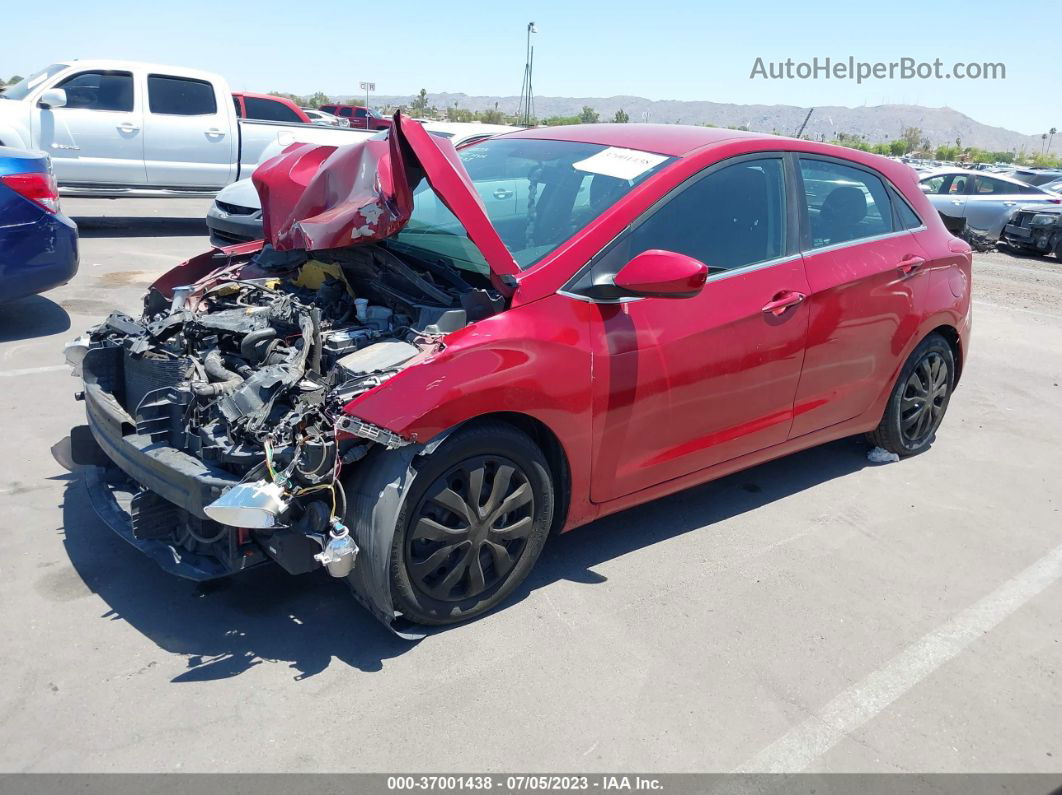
[918,169,1061,240]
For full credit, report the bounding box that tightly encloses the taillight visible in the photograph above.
[1047,198,1061,204]
[0,171,60,213]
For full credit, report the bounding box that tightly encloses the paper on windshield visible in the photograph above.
[572,147,668,181]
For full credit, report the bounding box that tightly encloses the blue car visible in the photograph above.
[0,147,78,303]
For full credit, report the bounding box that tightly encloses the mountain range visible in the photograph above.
[344,92,1052,154]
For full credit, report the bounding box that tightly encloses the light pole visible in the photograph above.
[517,22,538,126]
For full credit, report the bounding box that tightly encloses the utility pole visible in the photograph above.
[517,22,538,125]
[795,108,814,138]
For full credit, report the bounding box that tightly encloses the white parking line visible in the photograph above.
[0,365,67,378]
[735,541,1062,772]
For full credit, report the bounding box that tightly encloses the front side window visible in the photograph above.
[388,138,674,275]
[320,105,336,114]
[800,158,893,248]
[244,97,302,123]
[147,75,217,115]
[625,158,787,272]
[354,108,367,118]
[920,175,947,194]
[55,70,133,112]
[338,107,354,118]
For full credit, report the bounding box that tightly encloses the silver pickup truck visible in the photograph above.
[0,60,361,196]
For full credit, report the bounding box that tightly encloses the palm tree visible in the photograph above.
[1049,127,1058,153]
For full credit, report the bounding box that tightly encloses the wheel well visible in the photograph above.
[458,412,571,535]
[929,324,963,382]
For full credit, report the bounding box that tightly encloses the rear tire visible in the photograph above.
[389,422,553,625]
[867,333,955,457]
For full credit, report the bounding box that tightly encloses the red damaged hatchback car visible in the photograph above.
[67,115,971,633]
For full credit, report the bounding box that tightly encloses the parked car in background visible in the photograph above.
[318,103,392,130]
[232,91,312,124]
[1004,168,1062,187]
[0,61,366,196]
[0,147,77,303]
[302,108,349,128]
[918,169,1061,239]
[70,119,970,631]
[1001,205,1062,258]
[204,122,517,246]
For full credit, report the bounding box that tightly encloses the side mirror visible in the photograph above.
[38,88,67,109]
[919,183,933,194]
[613,249,708,299]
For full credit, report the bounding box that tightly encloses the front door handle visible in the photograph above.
[493,188,514,200]
[897,255,925,276]
[951,200,964,205]
[1003,201,1017,206]
[761,290,806,316]
[117,122,140,133]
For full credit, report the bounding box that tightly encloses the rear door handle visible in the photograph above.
[205,127,226,137]
[761,290,806,316]
[1003,201,1017,206]
[897,255,925,276]
[493,188,514,200]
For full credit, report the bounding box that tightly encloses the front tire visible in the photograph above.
[868,333,955,456]
[389,422,554,625]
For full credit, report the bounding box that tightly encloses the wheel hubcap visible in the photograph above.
[900,352,949,444]
[407,456,534,602]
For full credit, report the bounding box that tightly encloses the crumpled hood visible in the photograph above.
[252,113,520,285]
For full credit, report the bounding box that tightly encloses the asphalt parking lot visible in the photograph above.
[0,198,1059,773]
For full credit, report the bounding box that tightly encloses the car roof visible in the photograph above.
[52,60,222,83]
[233,91,295,103]
[504,123,768,157]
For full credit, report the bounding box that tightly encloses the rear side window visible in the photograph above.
[319,105,336,114]
[354,108,367,118]
[55,71,133,112]
[799,158,893,248]
[338,107,354,118]
[243,97,302,123]
[892,190,923,229]
[628,157,787,272]
[973,176,1013,195]
[148,75,217,115]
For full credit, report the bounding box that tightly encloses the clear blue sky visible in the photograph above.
[5,0,1058,134]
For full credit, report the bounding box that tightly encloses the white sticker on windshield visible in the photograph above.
[572,147,668,181]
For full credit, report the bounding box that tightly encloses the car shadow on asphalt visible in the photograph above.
[0,295,71,342]
[73,217,208,238]
[59,438,869,682]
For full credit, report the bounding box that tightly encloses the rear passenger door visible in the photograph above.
[790,156,929,437]
[142,74,234,188]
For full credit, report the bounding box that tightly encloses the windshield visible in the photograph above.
[1,64,67,100]
[391,138,673,275]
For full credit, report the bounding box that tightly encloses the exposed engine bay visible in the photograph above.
[70,242,504,581]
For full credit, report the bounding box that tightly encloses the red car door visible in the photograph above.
[789,156,929,437]
[578,155,811,503]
